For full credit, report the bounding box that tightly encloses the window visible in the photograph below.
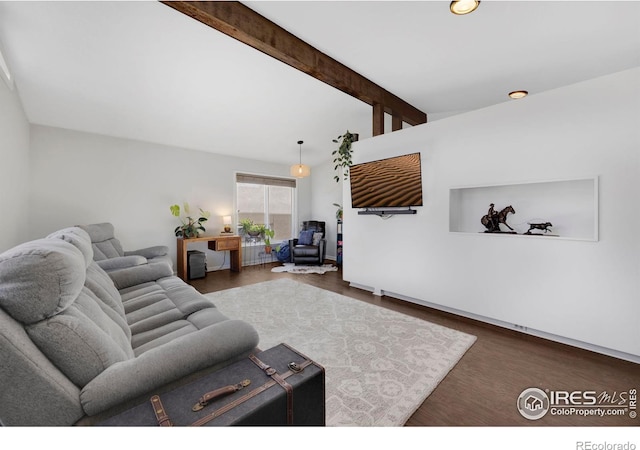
[236,173,295,242]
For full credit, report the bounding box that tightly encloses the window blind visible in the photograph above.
[236,173,296,188]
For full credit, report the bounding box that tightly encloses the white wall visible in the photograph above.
[343,68,640,361]
[28,125,311,268]
[0,76,29,252]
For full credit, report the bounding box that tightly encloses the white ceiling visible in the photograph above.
[1,1,639,167]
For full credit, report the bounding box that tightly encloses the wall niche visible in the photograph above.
[449,177,598,241]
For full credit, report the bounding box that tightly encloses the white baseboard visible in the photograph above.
[348,282,639,364]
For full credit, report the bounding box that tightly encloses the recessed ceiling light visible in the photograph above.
[450,0,480,15]
[509,90,529,99]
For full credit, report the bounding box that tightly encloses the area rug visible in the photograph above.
[205,279,476,426]
[270,263,338,274]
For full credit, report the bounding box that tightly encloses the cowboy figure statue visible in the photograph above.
[487,203,499,232]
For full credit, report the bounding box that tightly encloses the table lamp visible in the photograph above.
[222,216,232,233]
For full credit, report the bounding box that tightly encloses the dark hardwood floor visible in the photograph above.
[188,263,639,426]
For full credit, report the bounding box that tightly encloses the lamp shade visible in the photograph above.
[291,140,310,178]
[290,164,311,178]
[222,215,232,233]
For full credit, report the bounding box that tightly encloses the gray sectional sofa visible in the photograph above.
[0,226,259,426]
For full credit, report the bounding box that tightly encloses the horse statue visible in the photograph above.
[481,204,515,233]
[525,222,553,234]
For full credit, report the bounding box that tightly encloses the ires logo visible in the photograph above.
[549,390,599,405]
[517,388,637,420]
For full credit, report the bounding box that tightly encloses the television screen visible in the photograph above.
[349,152,423,208]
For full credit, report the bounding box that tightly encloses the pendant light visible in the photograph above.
[290,140,310,178]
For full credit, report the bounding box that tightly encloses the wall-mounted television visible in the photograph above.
[349,152,423,209]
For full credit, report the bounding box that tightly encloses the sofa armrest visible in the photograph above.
[79,319,260,415]
[124,245,169,259]
[107,262,173,290]
[96,255,147,272]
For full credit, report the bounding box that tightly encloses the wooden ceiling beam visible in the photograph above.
[161,1,427,129]
[373,103,385,137]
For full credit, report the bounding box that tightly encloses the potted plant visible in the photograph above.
[170,203,210,238]
[248,224,263,237]
[333,203,343,221]
[263,228,275,253]
[332,130,359,182]
[239,219,254,236]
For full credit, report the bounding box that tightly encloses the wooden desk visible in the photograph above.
[176,235,242,281]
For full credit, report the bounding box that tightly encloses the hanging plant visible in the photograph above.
[332,130,358,182]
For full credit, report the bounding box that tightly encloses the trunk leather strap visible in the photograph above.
[150,395,173,427]
[192,379,251,411]
[250,355,294,424]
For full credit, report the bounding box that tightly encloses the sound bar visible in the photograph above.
[357,209,417,216]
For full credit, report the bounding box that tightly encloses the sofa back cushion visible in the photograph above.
[50,228,129,337]
[0,239,86,323]
[27,288,134,386]
[0,231,134,387]
[78,222,124,261]
[47,227,94,267]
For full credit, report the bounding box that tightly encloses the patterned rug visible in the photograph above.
[205,279,476,426]
[270,263,338,274]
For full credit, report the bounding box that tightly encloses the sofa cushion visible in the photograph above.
[107,262,173,291]
[96,255,147,272]
[130,307,231,355]
[84,263,128,323]
[47,227,94,267]
[0,239,86,324]
[79,223,124,261]
[26,290,134,387]
[119,277,223,350]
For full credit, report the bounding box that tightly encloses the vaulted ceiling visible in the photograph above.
[0,1,638,167]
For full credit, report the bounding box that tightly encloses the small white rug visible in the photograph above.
[271,263,338,274]
[205,279,476,426]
